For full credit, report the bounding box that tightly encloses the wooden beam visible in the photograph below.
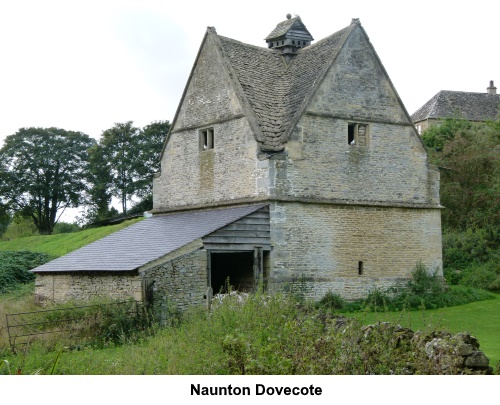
[253,247,263,291]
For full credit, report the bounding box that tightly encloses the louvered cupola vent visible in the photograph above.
[265,14,314,63]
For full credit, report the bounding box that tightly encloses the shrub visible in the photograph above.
[443,228,499,273]
[460,260,500,292]
[407,263,444,295]
[0,251,52,294]
[317,291,345,310]
[53,222,80,234]
[338,264,495,313]
[1,216,38,240]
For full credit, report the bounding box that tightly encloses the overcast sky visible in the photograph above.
[1,0,499,147]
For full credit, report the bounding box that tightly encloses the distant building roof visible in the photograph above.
[32,204,266,273]
[411,90,500,123]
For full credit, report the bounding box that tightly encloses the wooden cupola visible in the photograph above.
[265,14,314,62]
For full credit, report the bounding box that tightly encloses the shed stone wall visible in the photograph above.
[268,202,442,300]
[34,272,142,305]
[142,241,208,313]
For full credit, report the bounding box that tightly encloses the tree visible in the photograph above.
[95,120,169,215]
[0,202,11,238]
[86,143,114,222]
[135,120,170,197]
[422,118,500,230]
[0,127,95,234]
[97,121,142,215]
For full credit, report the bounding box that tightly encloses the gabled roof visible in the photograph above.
[216,23,352,151]
[411,91,500,123]
[264,16,313,41]
[32,204,266,273]
[167,18,413,154]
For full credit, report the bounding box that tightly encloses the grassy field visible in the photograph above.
[0,218,142,258]
[351,294,500,367]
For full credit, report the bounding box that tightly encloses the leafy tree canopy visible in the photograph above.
[0,127,95,234]
[91,120,169,215]
[422,118,500,230]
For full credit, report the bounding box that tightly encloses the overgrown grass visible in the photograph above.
[2,264,498,374]
[0,218,142,258]
[0,284,41,348]
[2,290,499,375]
[316,264,496,314]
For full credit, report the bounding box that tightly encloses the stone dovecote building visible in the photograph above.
[32,16,443,309]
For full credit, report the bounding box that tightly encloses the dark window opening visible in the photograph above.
[210,252,255,294]
[199,128,214,151]
[348,123,369,147]
[358,261,364,276]
[142,278,155,307]
[348,124,355,145]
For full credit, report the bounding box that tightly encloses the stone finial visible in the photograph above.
[487,80,497,95]
[351,18,361,25]
[286,13,292,20]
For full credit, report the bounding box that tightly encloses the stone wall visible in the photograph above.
[281,116,439,206]
[34,271,142,305]
[268,201,443,300]
[153,32,267,212]
[308,25,410,124]
[142,241,208,313]
[277,24,439,207]
[153,117,265,211]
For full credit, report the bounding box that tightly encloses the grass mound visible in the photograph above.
[0,218,142,258]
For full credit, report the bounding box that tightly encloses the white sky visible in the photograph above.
[1,0,499,147]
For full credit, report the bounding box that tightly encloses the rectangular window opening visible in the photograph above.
[358,261,364,276]
[348,124,355,145]
[199,128,214,151]
[348,123,369,147]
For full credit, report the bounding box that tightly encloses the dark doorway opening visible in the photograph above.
[210,252,255,294]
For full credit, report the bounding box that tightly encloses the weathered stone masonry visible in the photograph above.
[268,202,442,300]
[141,241,208,312]
[34,272,142,305]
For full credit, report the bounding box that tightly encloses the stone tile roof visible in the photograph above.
[31,204,266,273]
[411,91,500,123]
[217,24,351,151]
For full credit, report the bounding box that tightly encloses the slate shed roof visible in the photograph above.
[32,204,266,273]
[411,91,500,123]
[215,22,351,151]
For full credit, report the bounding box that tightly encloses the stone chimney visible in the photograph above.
[487,80,497,94]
